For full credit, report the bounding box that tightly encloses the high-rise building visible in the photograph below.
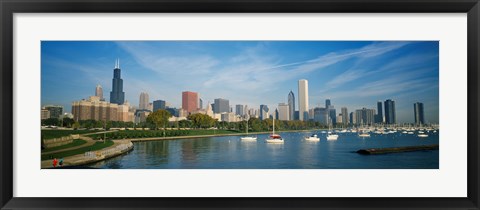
[328,106,336,125]
[278,103,289,121]
[288,91,295,121]
[139,92,149,110]
[355,108,375,125]
[199,98,203,110]
[235,104,244,116]
[350,112,356,124]
[314,107,328,125]
[298,79,309,121]
[384,99,396,124]
[110,59,125,105]
[182,91,198,114]
[153,100,166,111]
[71,96,133,122]
[337,114,343,124]
[376,101,383,124]
[341,107,349,125]
[414,102,425,125]
[325,99,331,108]
[260,104,269,120]
[43,105,63,119]
[41,109,50,120]
[214,98,229,113]
[95,84,104,101]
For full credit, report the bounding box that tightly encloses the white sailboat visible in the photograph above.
[240,118,257,141]
[265,119,284,143]
[305,134,320,141]
[326,121,338,141]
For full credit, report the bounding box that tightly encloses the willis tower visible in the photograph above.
[110,59,125,105]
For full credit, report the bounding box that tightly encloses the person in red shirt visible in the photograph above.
[52,158,58,168]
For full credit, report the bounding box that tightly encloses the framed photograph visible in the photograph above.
[1,0,479,209]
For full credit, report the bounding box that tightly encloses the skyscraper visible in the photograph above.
[182,91,198,113]
[414,102,425,125]
[260,104,269,120]
[298,79,309,121]
[43,105,63,119]
[95,84,104,101]
[288,91,295,121]
[109,59,125,105]
[139,92,149,110]
[384,99,396,124]
[314,107,328,124]
[199,98,203,110]
[153,100,166,111]
[236,104,244,116]
[355,108,375,125]
[325,99,331,108]
[278,103,289,121]
[214,98,229,113]
[341,107,349,125]
[376,101,383,124]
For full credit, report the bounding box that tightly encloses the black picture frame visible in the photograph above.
[1,0,479,209]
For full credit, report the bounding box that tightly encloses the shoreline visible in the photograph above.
[116,129,320,142]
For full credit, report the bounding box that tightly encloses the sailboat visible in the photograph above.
[326,121,338,141]
[240,118,257,141]
[265,119,284,143]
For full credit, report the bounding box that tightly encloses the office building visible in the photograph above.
[341,107,349,125]
[153,100,166,111]
[41,109,50,120]
[298,79,309,121]
[384,99,396,124]
[375,101,383,123]
[182,91,198,114]
[95,84,104,101]
[278,103,289,121]
[414,102,425,125]
[43,105,63,119]
[355,108,375,125]
[288,90,295,121]
[260,104,269,120]
[71,96,133,122]
[314,107,328,125]
[199,98,203,110]
[110,59,125,105]
[214,98,229,113]
[139,92,149,110]
[236,104,244,116]
[326,99,331,108]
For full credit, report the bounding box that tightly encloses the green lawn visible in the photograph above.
[41,140,114,160]
[41,130,99,140]
[41,139,87,153]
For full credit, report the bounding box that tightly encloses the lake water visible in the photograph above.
[87,131,439,169]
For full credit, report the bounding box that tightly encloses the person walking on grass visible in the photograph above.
[59,158,64,167]
[52,158,58,168]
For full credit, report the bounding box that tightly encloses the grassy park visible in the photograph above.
[41,139,87,153]
[41,140,114,160]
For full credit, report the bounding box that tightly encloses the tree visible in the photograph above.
[146,109,172,137]
[188,113,215,129]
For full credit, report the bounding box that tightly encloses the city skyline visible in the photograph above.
[41,41,439,123]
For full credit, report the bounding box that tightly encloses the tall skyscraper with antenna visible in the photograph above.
[110,59,125,105]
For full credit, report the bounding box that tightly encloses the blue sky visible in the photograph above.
[41,41,439,123]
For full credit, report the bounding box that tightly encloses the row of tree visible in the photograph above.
[41,111,326,131]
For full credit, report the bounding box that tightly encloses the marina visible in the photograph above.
[87,128,439,169]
